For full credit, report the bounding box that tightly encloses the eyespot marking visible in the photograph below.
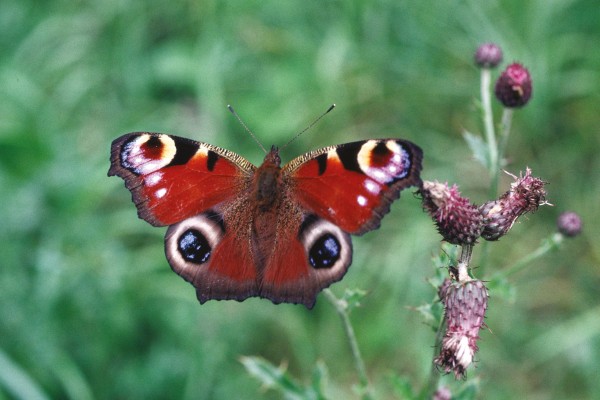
[357,140,412,184]
[165,212,225,280]
[178,229,212,264]
[120,134,177,175]
[298,216,352,275]
[308,233,341,269]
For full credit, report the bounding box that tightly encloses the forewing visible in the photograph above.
[283,139,423,235]
[109,132,255,226]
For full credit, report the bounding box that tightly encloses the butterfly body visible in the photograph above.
[109,132,422,308]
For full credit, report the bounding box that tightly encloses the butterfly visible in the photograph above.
[109,131,423,308]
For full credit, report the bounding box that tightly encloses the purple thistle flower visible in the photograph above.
[480,168,547,241]
[474,43,503,68]
[420,181,484,245]
[557,211,582,237]
[433,386,452,400]
[438,278,453,301]
[494,62,533,108]
[435,279,489,379]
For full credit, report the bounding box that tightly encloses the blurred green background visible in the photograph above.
[1,0,598,399]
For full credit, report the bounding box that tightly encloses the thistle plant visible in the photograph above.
[241,43,582,400]
[419,43,582,398]
[420,168,547,382]
[556,211,582,237]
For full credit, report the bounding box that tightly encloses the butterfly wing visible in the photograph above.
[110,134,423,309]
[258,214,353,308]
[283,139,423,235]
[110,132,262,302]
[164,211,260,304]
[109,132,255,226]
[253,139,423,308]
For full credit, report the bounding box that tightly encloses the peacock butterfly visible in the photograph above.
[109,130,423,308]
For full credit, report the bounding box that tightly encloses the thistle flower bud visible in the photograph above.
[494,62,533,108]
[557,211,582,237]
[433,386,452,400]
[435,279,489,379]
[438,278,453,301]
[474,43,503,68]
[420,181,483,245]
[480,168,547,241]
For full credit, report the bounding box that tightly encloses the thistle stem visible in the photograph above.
[480,68,499,196]
[491,233,563,282]
[479,67,501,273]
[497,108,514,169]
[457,244,474,282]
[323,289,373,400]
[422,315,446,399]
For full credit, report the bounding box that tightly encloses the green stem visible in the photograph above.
[323,289,373,400]
[491,233,563,283]
[497,108,514,169]
[480,68,498,196]
[457,244,474,282]
[479,239,490,274]
[421,316,445,400]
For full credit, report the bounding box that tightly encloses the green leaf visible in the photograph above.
[241,356,329,400]
[310,361,329,400]
[0,348,49,400]
[487,276,516,303]
[341,288,368,313]
[429,244,459,285]
[462,130,489,169]
[240,356,303,396]
[454,378,480,400]
[389,374,416,400]
[413,301,444,331]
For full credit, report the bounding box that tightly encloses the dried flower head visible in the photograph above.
[435,279,489,379]
[474,43,503,68]
[421,181,483,245]
[557,211,582,237]
[480,168,547,241]
[495,62,533,108]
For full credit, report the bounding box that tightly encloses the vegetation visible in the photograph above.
[1,0,598,398]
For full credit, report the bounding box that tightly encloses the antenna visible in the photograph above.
[281,104,336,150]
[227,105,268,154]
